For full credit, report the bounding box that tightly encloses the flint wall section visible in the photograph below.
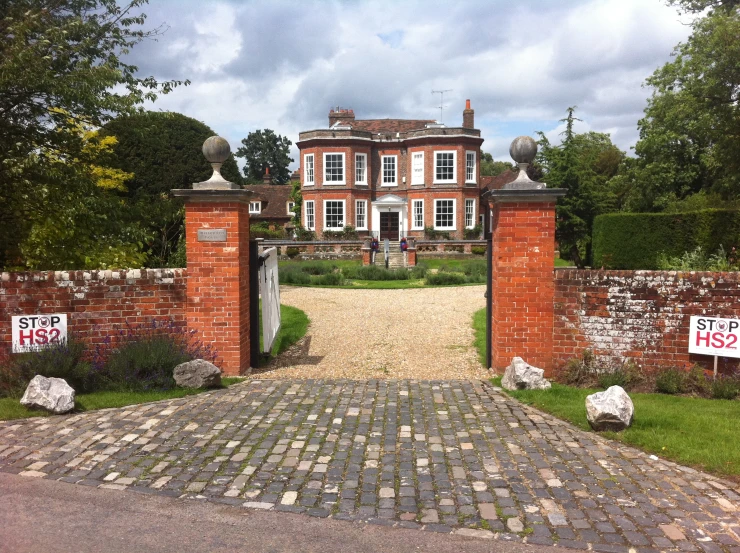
[554,269,740,374]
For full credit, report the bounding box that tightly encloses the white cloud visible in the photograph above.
[124,0,692,165]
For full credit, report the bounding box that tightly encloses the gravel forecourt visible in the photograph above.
[251,285,491,380]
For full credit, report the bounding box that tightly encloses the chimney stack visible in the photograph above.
[329,107,355,127]
[263,166,272,185]
[463,99,474,129]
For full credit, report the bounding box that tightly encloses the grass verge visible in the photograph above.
[472,307,487,366]
[0,377,244,422]
[260,303,310,362]
[497,377,740,479]
[474,309,740,479]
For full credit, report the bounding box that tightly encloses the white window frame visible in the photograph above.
[287,201,295,216]
[411,151,424,186]
[323,152,345,185]
[249,201,261,214]
[434,150,457,184]
[466,151,477,183]
[304,200,315,230]
[465,198,476,228]
[323,199,345,230]
[304,154,314,186]
[411,199,424,230]
[355,200,367,230]
[381,155,397,186]
[355,153,368,185]
[434,198,457,231]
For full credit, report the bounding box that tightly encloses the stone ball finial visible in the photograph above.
[509,136,537,164]
[202,136,231,164]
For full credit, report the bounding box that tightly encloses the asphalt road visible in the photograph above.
[0,472,561,553]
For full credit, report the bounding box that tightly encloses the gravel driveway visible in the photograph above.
[251,285,490,380]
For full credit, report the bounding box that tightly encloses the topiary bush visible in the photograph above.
[286,247,300,259]
[471,245,487,256]
[592,209,740,269]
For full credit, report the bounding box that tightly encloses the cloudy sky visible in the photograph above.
[126,0,694,168]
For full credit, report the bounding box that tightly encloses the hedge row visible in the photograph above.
[592,209,740,269]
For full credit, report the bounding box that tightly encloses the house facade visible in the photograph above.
[296,101,484,240]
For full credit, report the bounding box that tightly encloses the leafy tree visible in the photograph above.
[537,107,624,267]
[236,129,294,184]
[20,120,149,269]
[101,111,243,267]
[0,0,187,270]
[290,177,302,225]
[618,2,740,211]
[480,152,514,176]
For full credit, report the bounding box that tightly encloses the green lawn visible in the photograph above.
[278,257,569,290]
[472,309,740,480]
[0,377,244,422]
[497,378,740,479]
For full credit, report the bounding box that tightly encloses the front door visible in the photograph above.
[379,212,399,240]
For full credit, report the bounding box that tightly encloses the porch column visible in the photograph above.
[173,137,253,376]
[486,137,565,376]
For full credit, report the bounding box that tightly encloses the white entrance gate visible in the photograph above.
[258,247,281,353]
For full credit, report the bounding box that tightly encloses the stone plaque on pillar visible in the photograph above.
[485,136,565,376]
[172,136,253,376]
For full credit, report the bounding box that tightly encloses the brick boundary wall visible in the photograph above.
[0,269,187,355]
[554,269,740,375]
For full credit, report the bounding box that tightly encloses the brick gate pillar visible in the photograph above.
[173,137,253,376]
[485,137,565,376]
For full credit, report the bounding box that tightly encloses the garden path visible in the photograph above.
[252,285,490,380]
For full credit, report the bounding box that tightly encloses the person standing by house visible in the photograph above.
[371,236,379,264]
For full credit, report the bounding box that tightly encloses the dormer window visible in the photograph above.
[249,201,261,214]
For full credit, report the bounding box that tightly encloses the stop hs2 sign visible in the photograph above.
[11,314,68,353]
[688,316,740,358]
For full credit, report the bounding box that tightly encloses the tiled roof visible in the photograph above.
[245,184,293,220]
[351,119,436,134]
[479,171,518,192]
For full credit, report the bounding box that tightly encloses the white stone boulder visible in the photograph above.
[20,375,75,414]
[501,357,552,391]
[586,385,634,432]
[173,359,222,388]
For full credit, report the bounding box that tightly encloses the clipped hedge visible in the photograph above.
[592,209,740,269]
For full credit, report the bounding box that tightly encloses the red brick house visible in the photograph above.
[245,171,295,230]
[296,101,484,240]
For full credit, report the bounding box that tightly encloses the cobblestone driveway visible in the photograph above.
[1,380,738,552]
